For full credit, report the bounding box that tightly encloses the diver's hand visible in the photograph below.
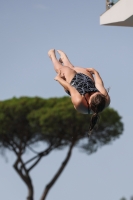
[86,68,98,75]
[54,70,65,81]
[54,74,60,81]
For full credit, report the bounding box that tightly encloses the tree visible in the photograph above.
[0,96,123,200]
[120,196,133,200]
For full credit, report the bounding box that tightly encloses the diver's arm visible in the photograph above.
[86,68,104,86]
[86,68,110,107]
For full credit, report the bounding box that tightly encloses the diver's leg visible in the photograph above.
[57,50,74,69]
[48,49,63,73]
[48,49,76,83]
[57,50,94,81]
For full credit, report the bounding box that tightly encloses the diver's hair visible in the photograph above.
[89,93,106,133]
[89,113,99,133]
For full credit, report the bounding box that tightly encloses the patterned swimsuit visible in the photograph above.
[65,73,99,113]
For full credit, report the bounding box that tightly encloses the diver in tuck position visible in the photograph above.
[48,49,110,133]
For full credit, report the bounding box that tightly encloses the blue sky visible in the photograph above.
[0,0,133,200]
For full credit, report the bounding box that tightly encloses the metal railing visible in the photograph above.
[106,0,120,10]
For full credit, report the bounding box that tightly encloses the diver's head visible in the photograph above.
[90,92,106,114]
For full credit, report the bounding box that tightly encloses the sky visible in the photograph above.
[0,0,133,200]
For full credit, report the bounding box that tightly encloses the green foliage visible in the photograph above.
[120,198,127,200]
[0,96,123,154]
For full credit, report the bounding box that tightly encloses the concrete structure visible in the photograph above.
[100,0,133,27]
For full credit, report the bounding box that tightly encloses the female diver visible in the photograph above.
[48,49,110,133]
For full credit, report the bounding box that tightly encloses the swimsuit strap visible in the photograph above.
[84,95,90,114]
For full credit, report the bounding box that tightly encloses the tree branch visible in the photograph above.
[13,155,34,200]
[7,140,19,155]
[22,145,53,169]
[23,141,63,172]
[40,139,76,200]
[27,156,42,172]
[27,145,40,154]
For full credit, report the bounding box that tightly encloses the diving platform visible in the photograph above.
[100,0,133,27]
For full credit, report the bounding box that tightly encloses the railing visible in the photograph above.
[106,0,120,10]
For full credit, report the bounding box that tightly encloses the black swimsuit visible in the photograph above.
[65,73,99,113]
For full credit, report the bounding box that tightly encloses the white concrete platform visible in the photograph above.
[100,0,133,27]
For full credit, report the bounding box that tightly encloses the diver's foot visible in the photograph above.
[59,58,63,64]
[57,50,68,64]
[48,49,55,60]
[57,50,74,68]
